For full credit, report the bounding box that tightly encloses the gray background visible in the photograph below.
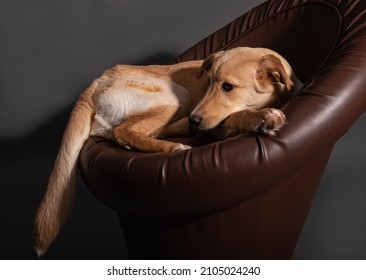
[1,0,365,259]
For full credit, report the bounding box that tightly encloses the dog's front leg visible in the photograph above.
[210,108,287,139]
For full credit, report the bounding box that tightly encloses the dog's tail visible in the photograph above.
[34,80,98,257]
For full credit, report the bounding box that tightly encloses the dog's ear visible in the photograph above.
[197,51,223,79]
[256,54,294,92]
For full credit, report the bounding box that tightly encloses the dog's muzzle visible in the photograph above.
[188,114,203,136]
[189,114,202,127]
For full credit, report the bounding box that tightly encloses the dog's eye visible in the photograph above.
[222,82,234,92]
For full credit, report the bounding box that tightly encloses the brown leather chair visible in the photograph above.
[79,0,366,259]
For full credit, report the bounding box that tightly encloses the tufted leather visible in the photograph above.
[79,0,366,259]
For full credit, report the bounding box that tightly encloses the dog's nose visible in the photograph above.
[188,114,202,127]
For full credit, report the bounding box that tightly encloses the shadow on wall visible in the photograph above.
[0,53,176,260]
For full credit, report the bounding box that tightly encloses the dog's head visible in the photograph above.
[189,47,301,131]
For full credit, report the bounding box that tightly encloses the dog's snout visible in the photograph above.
[189,114,202,127]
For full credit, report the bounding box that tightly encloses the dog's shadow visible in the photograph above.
[0,51,187,260]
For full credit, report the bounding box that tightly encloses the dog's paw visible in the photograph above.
[253,108,287,136]
[171,143,191,152]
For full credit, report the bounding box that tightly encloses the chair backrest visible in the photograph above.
[176,0,366,174]
[176,0,343,84]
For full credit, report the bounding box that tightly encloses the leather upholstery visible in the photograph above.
[79,0,366,259]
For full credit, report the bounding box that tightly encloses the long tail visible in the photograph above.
[34,80,98,256]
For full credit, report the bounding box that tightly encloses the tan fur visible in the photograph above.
[34,47,302,256]
[126,81,163,93]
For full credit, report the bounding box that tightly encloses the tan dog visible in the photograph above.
[34,47,302,256]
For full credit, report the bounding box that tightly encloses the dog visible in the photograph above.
[34,47,302,256]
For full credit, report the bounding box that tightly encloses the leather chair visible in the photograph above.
[79,0,366,259]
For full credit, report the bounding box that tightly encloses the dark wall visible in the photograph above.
[295,113,366,259]
[1,0,365,259]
